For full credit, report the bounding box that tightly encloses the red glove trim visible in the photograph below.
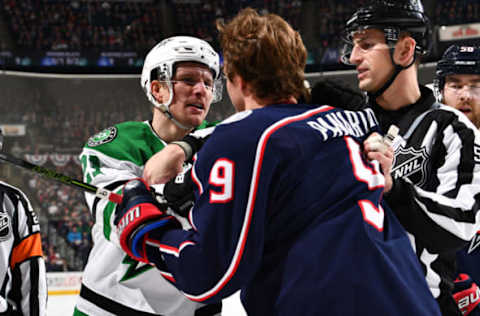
[117,202,170,263]
[454,275,480,316]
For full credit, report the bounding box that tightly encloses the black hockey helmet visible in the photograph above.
[342,0,432,64]
[434,45,480,97]
[341,0,432,101]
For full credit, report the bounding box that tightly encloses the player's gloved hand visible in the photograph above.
[453,273,480,315]
[164,168,195,218]
[114,178,181,263]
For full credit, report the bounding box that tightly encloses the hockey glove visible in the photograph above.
[114,178,181,263]
[453,273,480,315]
[164,167,195,218]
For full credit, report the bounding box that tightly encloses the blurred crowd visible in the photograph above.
[433,0,480,25]
[1,0,480,69]
[1,0,162,51]
[172,0,302,49]
[0,80,148,271]
[31,168,93,271]
[0,0,305,62]
[309,0,367,67]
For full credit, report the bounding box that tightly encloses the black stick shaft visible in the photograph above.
[0,152,122,204]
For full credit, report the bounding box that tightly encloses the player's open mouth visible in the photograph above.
[188,103,204,110]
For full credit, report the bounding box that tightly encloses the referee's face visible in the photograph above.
[349,29,392,93]
[443,74,480,129]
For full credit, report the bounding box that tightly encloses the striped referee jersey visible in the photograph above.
[369,85,480,313]
[0,181,47,315]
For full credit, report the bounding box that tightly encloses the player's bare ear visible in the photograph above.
[238,76,253,97]
[151,81,169,104]
[395,37,416,67]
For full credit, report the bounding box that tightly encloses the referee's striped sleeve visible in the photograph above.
[386,108,480,253]
[0,182,47,316]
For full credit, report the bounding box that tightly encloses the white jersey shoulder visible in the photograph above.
[219,110,253,125]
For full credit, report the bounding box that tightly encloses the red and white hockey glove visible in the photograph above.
[453,273,480,315]
[114,178,181,263]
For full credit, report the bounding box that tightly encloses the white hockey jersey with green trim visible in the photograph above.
[74,121,216,316]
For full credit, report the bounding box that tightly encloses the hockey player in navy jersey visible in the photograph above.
[114,8,441,316]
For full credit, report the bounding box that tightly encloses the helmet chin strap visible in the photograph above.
[149,82,195,131]
[368,48,417,102]
[159,106,193,131]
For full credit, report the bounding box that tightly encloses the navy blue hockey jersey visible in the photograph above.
[145,104,441,315]
[457,232,480,285]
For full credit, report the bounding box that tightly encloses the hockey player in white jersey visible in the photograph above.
[74,36,223,316]
[0,180,47,316]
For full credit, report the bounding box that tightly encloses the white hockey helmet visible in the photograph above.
[140,36,222,128]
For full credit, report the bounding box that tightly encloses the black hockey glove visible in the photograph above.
[164,167,195,218]
[175,134,207,163]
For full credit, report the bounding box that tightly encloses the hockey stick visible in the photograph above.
[0,135,122,204]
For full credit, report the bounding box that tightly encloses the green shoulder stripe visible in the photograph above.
[197,120,219,129]
[85,121,166,166]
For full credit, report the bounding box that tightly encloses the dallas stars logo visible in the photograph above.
[87,127,117,147]
[120,255,153,282]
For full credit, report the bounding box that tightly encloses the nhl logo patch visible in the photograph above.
[392,146,429,186]
[0,213,11,241]
[87,127,117,147]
